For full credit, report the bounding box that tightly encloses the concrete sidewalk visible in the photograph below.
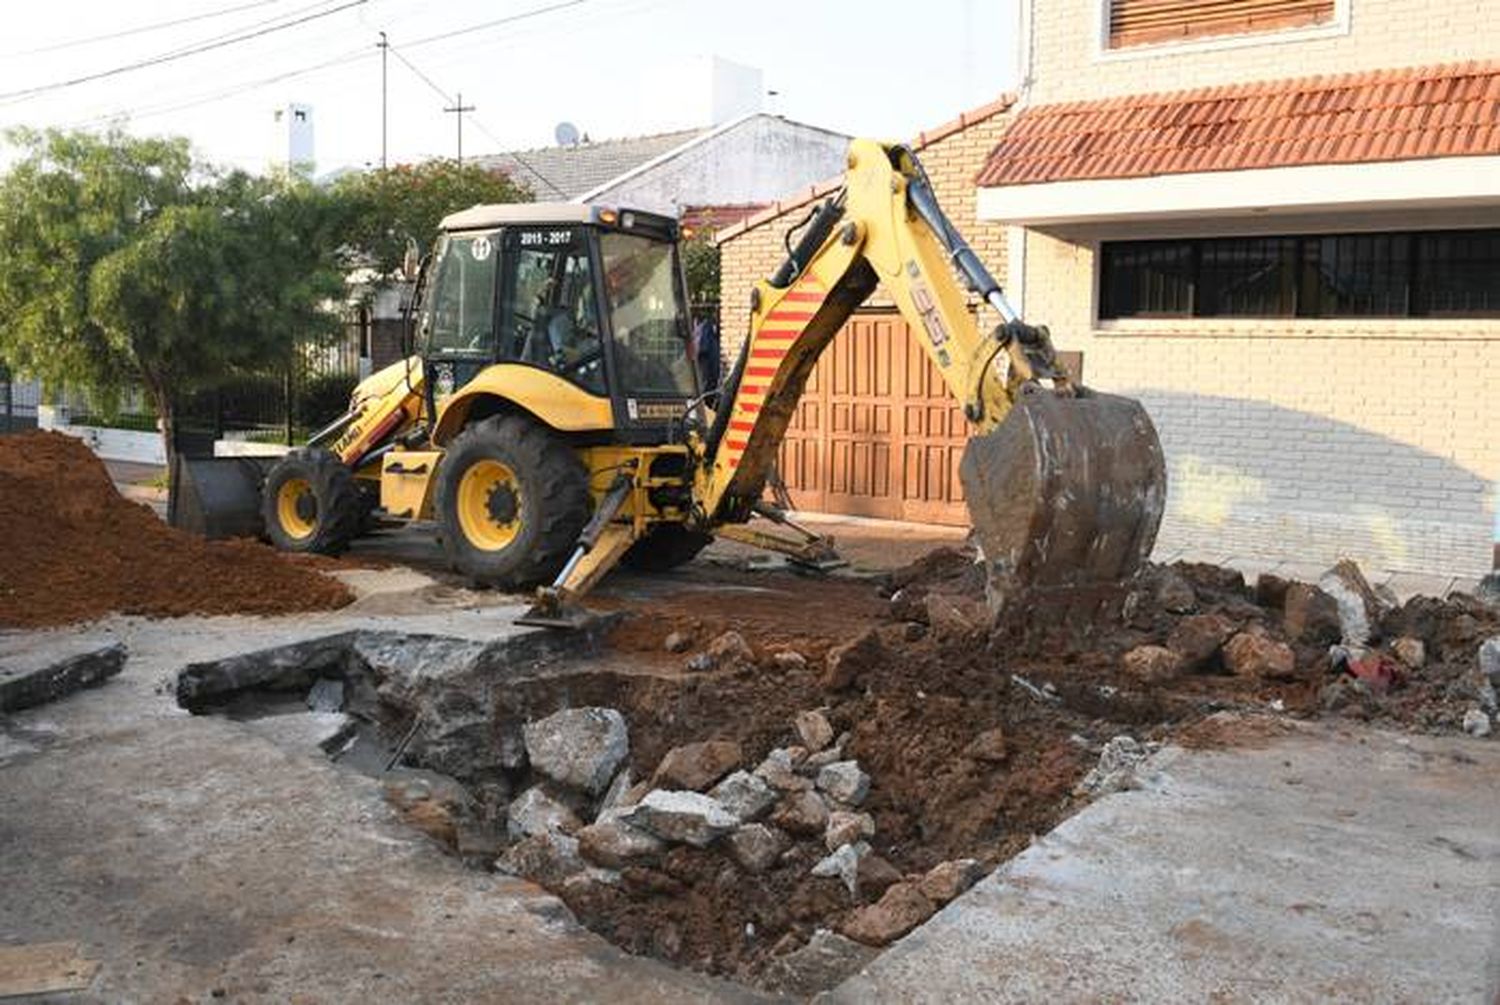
[831,722,1500,1003]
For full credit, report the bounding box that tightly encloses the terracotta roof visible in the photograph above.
[716,93,1017,244]
[976,61,1500,188]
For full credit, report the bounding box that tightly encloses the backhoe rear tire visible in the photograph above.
[621,523,712,573]
[435,415,590,589]
[261,447,363,555]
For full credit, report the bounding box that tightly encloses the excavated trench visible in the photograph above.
[175,556,1499,994]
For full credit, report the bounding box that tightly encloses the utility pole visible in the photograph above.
[444,92,475,164]
[377,32,388,169]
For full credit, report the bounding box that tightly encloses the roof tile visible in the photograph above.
[978,60,1500,187]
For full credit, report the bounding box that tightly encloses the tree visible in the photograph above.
[333,158,531,276]
[681,231,721,309]
[0,128,348,470]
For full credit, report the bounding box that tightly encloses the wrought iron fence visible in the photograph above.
[0,363,41,434]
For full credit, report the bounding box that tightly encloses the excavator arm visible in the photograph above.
[696,138,1166,610]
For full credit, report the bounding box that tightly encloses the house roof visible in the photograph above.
[715,94,1017,244]
[976,60,1500,188]
[473,127,705,200]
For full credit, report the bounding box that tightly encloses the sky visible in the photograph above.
[0,0,1021,176]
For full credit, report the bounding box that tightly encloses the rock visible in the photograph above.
[622,790,738,847]
[709,769,778,821]
[918,858,984,904]
[816,760,871,805]
[598,768,635,814]
[1318,559,1389,645]
[1477,572,1500,607]
[1155,571,1197,614]
[963,727,1008,763]
[1077,735,1158,796]
[901,621,927,642]
[823,628,884,690]
[840,882,936,946]
[772,650,808,671]
[0,640,127,713]
[1166,613,1236,671]
[652,740,742,791]
[760,929,880,998]
[507,785,582,841]
[771,790,830,837]
[1391,636,1426,670]
[923,593,987,641]
[653,921,683,959]
[726,823,787,873]
[1479,637,1500,687]
[663,630,692,654]
[825,810,875,850]
[801,746,845,773]
[1222,631,1297,680]
[1462,708,1492,738]
[1254,573,1291,611]
[855,852,904,897]
[1121,645,1183,684]
[495,831,584,886]
[756,748,813,792]
[575,819,664,868]
[522,707,629,796]
[1283,584,1343,645]
[794,709,836,752]
[305,676,345,712]
[690,630,755,672]
[562,866,622,896]
[811,841,869,895]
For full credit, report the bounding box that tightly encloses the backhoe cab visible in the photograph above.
[178,139,1167,626]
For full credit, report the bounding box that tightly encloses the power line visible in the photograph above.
[401,0,590,50]
[385,42,568,197]
[4,0,286,57]
[0,0,369,105]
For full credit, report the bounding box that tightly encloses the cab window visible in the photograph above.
[499,227,605,395]
[599,232,695,396]
[420,232,498,355]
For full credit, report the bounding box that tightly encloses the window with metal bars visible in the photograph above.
[1108,0,1337,49]
[1099,230,1500,320]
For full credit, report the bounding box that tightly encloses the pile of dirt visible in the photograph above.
[0,431,353,627]
[491,548,1497,985]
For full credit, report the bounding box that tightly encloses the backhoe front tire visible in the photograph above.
[435,415,590,588]
[261,447,363,555]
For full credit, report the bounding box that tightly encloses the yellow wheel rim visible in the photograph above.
[276,477,317,540]
[456,459,523,552]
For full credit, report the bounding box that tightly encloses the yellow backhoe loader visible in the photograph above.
[172,139,1166,625]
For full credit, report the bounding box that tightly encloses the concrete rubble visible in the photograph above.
[523,707,630,796]
[0,637,126,713]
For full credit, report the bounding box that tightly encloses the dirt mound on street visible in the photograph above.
[0,431,352,627]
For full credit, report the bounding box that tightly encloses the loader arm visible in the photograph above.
[696,138,1067,522]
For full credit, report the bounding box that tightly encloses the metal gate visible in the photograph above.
[0,364,40,434]
[777,310,971,526]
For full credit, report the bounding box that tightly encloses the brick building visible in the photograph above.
[981,0,1499,578]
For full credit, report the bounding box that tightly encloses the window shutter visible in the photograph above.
[1109,0,1336,49]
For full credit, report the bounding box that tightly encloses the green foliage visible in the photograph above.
[682,232,721,307]
[333,158,531,276]
[0,128,349,456]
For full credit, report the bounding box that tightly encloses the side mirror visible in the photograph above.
[401,238,421,281]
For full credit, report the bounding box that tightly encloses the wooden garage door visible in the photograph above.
[776,310,970,526]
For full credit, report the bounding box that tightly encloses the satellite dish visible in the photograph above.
[554,121,581,146]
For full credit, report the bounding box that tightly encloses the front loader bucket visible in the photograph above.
[959,391,1166,613]
[167,454,272,540]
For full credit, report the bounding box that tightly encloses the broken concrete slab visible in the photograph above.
[760,929,877,999]
[829,724,1500,1003]
[623,791,738,847]
[524,707,630,796]
[0,636,126,713]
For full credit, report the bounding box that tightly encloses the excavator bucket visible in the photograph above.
[959,391,1166,613]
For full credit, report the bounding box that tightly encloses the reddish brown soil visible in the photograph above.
[508,548,1497,985]
[0,431,353,627]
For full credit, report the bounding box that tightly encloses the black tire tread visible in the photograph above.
[260,447,364,555]
[435,415,590,588]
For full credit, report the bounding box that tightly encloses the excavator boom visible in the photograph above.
[696,138,1166,612]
